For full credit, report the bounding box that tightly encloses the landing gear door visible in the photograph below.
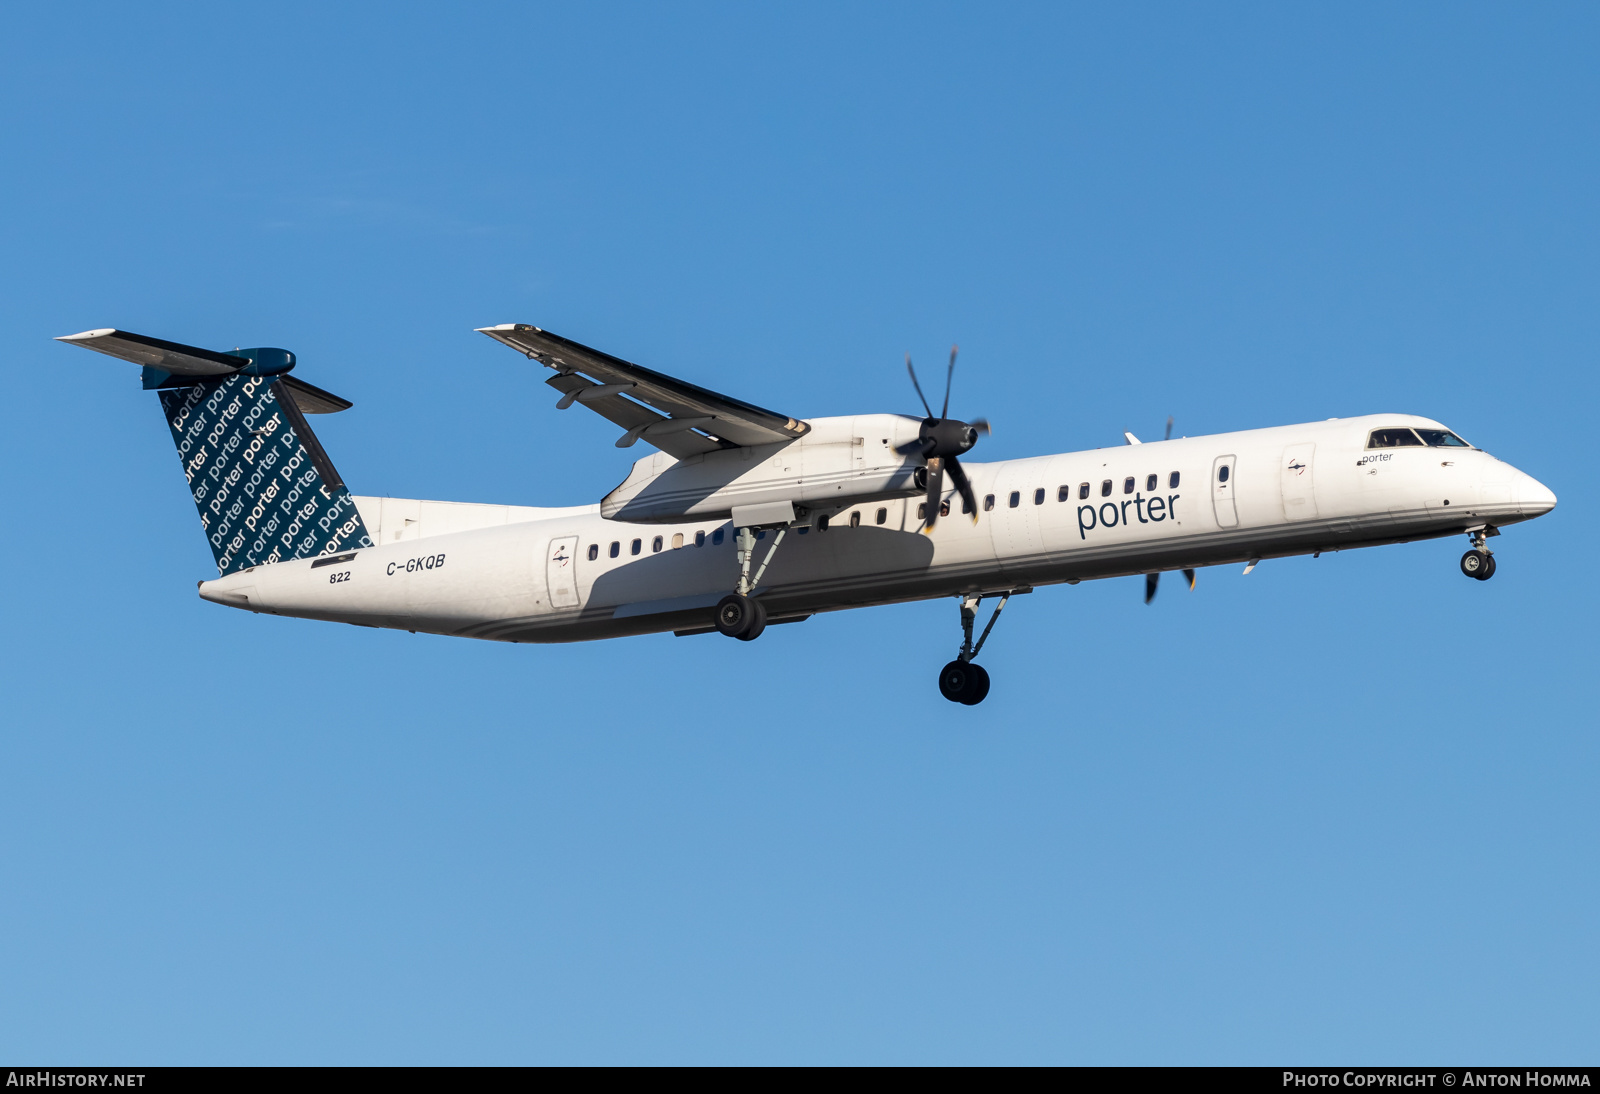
[545,535,581,609]
[1211,455,1239,528]
[1280,443,1318,521]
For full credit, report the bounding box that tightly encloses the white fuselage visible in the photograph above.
[198,413,1556,642]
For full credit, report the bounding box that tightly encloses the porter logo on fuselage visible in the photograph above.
[1077,492,1180,540]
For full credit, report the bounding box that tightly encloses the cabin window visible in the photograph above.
[1034,487,1045,505]
[1079,482,1091,500]
[1123,477,1135,494]
[1146,473,1158,492]
[609,541,620,558]
[916,504,926,520]
[1101,479,1112,497]
[713,528,725,546]
[818,514,830,531]
[1169,471,1180,489]
[850,510,861,528]
[876,507,887,525]
[940,500,951,517]
[652,535,663,553]
[961,494,974,514]
[1416,428,1472,448]
[1009,491,1020,508]
[587,543,599,561]
[984,494,995,511]
[631,538,642,555]
[694,530,705,547]
[1218,465,1230,483]
[1058,485,1071,502]
[671,533,684,549]
[1368,427,1425,449]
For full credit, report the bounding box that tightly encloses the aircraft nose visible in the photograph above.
[1518,473,1557,517]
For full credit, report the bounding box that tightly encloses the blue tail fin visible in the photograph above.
[57,328,372,575]
[160,374,372,574]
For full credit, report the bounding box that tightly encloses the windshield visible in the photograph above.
[1367,428,1425,448]
[1415,428,1472,448]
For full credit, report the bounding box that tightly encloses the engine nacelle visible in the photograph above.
[601,414,925,523]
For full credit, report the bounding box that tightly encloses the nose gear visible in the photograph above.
[1461,526,1498,581]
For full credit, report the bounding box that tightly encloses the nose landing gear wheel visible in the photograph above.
[715,593,767,639]
[938,660,991,705]
[1460,549,1495,580]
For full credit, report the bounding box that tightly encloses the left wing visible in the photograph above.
[477,324,809,458]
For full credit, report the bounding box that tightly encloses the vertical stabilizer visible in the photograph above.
[160,373,371,574]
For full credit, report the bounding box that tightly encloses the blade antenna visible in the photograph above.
[1165,415,1174,441]
[941,344,958,420]
[905,354,933,419]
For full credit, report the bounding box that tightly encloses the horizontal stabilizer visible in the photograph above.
[57,328,353,413]
[279,375,352,414]
[56,328,240,377]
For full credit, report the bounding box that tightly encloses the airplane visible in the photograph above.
[58,323,1557,705]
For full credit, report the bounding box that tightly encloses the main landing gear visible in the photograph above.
[937,592,1011,706]
[715,524,789,641]
[1460,526,1499,582]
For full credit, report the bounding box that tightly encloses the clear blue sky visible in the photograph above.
[1,2,1596,1064]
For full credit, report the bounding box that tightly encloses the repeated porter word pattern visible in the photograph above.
[159,374,372,575]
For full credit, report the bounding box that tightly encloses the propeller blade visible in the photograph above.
[941,344,957,419]
[921,457,945,532]
[905,354,934,419]
[1183,568,1196,590]
[969,417,991,436]
[946,454,978,524]
[1165,415,1174,441]
[1145,573,1159,604]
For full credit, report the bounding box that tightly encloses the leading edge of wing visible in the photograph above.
[477,324,809,449]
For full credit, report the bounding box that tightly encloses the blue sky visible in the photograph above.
[1,2,1596,1064]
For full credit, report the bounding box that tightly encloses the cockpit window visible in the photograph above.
[1367,428,1425,449]
[1415,428,1472,448]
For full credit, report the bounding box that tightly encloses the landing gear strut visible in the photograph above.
[937,592,1010,705]
[715,524,788,640]
[1460,526,1497,581]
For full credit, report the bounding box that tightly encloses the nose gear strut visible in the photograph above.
[1460,525,1499,581]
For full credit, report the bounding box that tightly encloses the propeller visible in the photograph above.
[903,346,989,531]
[1144,568,1197,604]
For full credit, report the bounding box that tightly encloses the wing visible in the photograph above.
[477,324,809,459]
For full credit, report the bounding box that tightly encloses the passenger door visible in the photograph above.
[545,535,580,608]
[1211,455,1239,528]
[1280,443,1318,521]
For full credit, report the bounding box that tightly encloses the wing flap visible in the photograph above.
[545,374,719,458]
[479,324,809,449]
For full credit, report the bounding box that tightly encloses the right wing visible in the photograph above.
[477,324,809,459]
